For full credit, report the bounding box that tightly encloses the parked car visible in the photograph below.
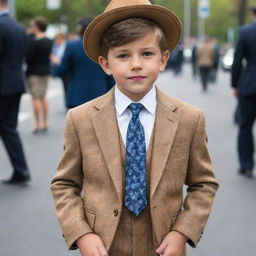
[221,48,234,71]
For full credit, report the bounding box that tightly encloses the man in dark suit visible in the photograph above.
[51,18,114,109]
[0,0,30,184]
[231,6,256,178]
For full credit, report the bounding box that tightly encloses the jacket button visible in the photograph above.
[113,209,119,217]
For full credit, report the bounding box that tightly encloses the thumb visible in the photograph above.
[156,241,167,255]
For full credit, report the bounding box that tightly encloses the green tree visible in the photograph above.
[15,0,256,42]
[17,0,60,28]
[206,0,236,41]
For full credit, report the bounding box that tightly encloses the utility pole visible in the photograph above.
[198,18,205,38]
[183,0,191,40]
[8,0,16,18]
[237,0,248,25]
[198,0,210,38]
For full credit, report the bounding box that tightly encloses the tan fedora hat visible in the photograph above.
[83,0,182,63]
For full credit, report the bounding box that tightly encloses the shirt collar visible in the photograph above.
[0,9,9,16]
[114,85,156,116]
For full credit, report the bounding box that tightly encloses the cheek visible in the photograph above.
[110,71,124,83]
[111,66,126,78]
[148,62,164,75]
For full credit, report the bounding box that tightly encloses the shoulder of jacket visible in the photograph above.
[240,23,253,32]
[68,96,103,120]
[166,94,201,113]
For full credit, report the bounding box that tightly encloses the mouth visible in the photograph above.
[128,76,146,81]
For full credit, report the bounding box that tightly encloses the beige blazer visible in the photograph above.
[51,87,218,251]
[196,42,215,67]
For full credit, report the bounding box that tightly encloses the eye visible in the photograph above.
[117,54,129,59]
[142,51,154,57]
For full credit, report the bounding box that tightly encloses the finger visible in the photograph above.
[98,245,108,256]
[156,241,167,254]
[161,247,172,256]
[93,248,101,256]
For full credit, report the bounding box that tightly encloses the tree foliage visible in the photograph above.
[16,0,256,41]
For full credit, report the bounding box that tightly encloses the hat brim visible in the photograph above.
[83,4,182,63]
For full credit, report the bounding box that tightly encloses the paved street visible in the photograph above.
[1,65,256,256]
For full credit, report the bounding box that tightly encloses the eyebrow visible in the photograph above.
[113,47,157,53]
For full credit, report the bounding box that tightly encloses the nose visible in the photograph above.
[130,55,142,70]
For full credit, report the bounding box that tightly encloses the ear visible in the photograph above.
[98,56,112,75]
[159,50,170,72]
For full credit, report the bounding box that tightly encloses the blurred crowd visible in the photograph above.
[1,0,256,185]
[25,16,114,133]
[0,0,114,184]
[166,36,221,92]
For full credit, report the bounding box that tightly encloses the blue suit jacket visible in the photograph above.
[0,13,26,95]
[53,38,114,108]
[231,21,256,95]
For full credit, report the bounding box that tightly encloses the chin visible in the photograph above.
[130,85,152,93]
[129,88,149,95]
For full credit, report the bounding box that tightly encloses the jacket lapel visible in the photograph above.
[150,88,179,199]
[91,88,123,202]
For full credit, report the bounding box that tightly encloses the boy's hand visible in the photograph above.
[156,231,187,256]
[77,233,108,256]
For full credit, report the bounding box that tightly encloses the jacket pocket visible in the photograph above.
[85,208,96,231]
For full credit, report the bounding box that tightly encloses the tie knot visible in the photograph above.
[128,103,143,118]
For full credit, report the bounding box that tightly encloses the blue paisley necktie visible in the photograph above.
[125,103,147,216]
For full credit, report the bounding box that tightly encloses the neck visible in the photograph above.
[36,32,45,39]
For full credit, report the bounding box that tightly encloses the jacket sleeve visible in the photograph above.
[50,110,93,250]
[0,24,4,57]
[171,110,219,247]
[231,28,245,88]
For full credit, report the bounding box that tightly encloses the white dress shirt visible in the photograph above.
[0,9,9,16]
[114,85,156,150]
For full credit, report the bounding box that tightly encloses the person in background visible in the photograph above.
[167,41,184,75]
[67,33,78,41]
[195,36,215,92]
[26,16,53,133]
[0,0,30,184]
[231,6,256,178]
[51,18,114,109]
[210,38,220,84]
[191,42,198,79]
[51,32,68,109]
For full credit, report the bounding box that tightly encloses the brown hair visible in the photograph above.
[100,18,168,58]
[33,17,48,32]
[77,18,92,37]
[0,0,8,6]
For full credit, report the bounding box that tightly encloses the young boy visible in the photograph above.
[51,1,218,256]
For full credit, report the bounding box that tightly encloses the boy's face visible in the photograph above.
[99,31,169,101]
